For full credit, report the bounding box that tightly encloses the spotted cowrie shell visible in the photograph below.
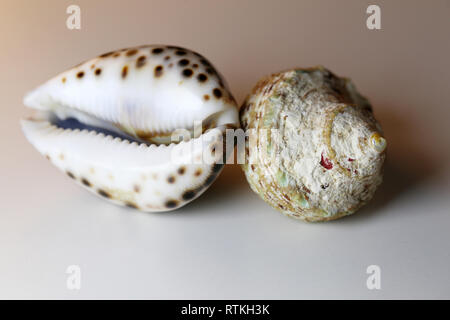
[22,45,239,211]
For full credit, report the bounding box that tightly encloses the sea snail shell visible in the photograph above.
[240,67,386,222]
[21,45,239,211]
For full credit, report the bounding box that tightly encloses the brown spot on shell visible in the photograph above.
[66,171,75,179]
[95,68,101,76]
[200,59,210,66]
[165,199,178,209]
[213,88,222,98]
[167,45,184,50]
[182,68,193,77]
[133,185,141,193]
[61,77,66,83]
[99,51,114,58]
[126,49,138,56]
[178,59,189,66]
[164,55,171,61]
[182,190,196,201]
[197,73,207,82]
[203,94,210,101]
[81,178,91,187]
[113,52,120,58]
[97,189,111,198]
[178,167,186,175]
[194,169,202,177]
[154,65,163,77]
[125,202,138,209]
[152,47,164,54]
[76,71,84,79]
[192,63,199,69]
[136,56,146,68]
[175,50,187,56]
[167,175,176,183]
[90,64,95,69]
[121,66,128,78]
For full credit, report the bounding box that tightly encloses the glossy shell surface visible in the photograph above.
[22,45,239,211]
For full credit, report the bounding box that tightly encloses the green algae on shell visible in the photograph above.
[240,67,386,222]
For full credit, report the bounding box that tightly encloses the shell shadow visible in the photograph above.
[177,164,250,214]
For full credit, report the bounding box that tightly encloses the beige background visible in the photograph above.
[0,0,449,299]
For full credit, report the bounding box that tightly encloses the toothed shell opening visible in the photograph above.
[23,44,239,146]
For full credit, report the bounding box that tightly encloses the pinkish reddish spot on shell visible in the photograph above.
[348,158,354,162]
[320,153,333,170]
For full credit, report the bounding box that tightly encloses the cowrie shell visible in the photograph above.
[22,45,239,211]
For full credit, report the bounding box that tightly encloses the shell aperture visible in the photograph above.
[22,45,239,211]
[240,67,386,222]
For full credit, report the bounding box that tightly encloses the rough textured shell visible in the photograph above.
[240,67,386,222]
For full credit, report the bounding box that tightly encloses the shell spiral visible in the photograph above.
[240,67,386,222]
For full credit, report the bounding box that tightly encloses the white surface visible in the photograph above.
[0,0,449,299]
